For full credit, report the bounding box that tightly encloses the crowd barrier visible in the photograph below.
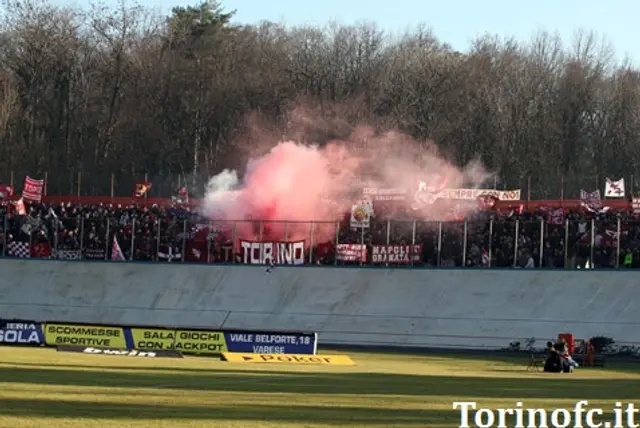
[1,214,638,268]
[0,319,318,355]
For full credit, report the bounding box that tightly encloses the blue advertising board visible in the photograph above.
[224,331,317,355]
[0,319,44,346]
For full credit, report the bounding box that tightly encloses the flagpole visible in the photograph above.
[144,173,149,203]
[110,173,115,201]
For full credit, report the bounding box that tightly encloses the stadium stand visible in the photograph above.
[1,200,638,268]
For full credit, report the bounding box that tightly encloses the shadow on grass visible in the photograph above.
[0,397,433,425]
[0,365,638,400]
[0,397,629,427]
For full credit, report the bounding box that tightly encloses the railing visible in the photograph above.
[0,214,636,269]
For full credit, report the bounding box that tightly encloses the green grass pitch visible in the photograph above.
[0,347,639,427]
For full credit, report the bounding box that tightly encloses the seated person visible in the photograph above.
[544,341,564,373]
[554,336,579,369]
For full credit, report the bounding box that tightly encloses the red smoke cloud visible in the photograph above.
[202,126,490,243]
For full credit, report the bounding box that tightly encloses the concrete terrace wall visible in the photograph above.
[1,259,640,350]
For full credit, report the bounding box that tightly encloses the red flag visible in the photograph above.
[134,182,152,198]
[0,184,13,200]
[22,176,44,202]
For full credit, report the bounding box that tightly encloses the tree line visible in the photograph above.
[0,0,637,199]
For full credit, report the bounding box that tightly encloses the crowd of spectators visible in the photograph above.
[1,200,639,269]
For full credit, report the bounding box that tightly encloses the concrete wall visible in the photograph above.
[1,259,639,349]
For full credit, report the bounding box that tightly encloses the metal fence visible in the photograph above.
[1,212,637,269]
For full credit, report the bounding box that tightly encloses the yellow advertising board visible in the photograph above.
[222,353,355,366]
[131,328,227,354]
[44,323,126,348]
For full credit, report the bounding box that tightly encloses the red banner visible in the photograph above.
[336,244,366,262]
[371,244,422,264]
[22,176,44,202]
[240,240,305,265]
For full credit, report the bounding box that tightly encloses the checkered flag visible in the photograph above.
[7,242,30,258]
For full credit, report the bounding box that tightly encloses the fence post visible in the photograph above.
[258,220,264,242]
[436,221,442,267]
[564,219,569,269]
[359,225,365,267]
[590,218,595,268]
[385,219,391,267]
[308,221,315,264]
[2,213,7,257]
[156,219,162,262]
[104,218,110,261]
[410,220,416,267]
[284,221,289,241]
[462,220,468,267]
[77,171,82,197]
[512,220,519,268]
[53,215,59,257]
[615,217,621,269]
[79,217,85,257]
[488,218,493,268]
[231,221,237,264]
[539,217,544,268]
[130,218,136,261]
[181,218,187,263]
[334,221,340,266]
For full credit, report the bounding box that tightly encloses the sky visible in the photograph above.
[52,0,639,64]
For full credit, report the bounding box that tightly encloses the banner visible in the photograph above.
[224,331,316,354]
[0,320,319,356]
[130,328,227,354]
[335,244,366,262]
[57,346,182,358]
[362,187,407,201]
[52,249,82,260]
[437,188,521,201]
[44,323,126,348]
[371,245,422,264]
[605,178,625,198]
[240,240,305,265]
[22,176,44,202]
[350,200,374,228]
[0,319,44,346]
[130,328,317,355]
[222,353,352,365]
